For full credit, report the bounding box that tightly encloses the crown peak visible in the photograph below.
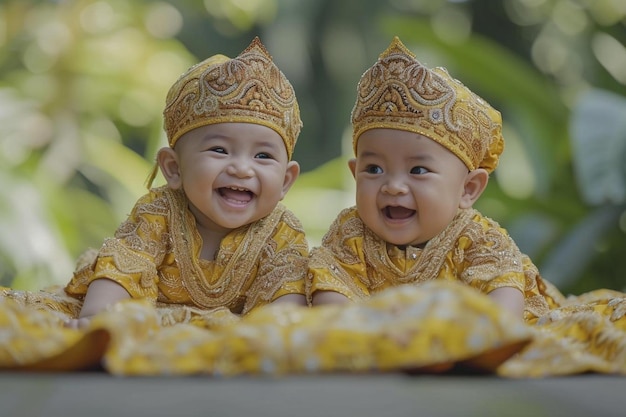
[379,36,415,59]
[243,36,272,59]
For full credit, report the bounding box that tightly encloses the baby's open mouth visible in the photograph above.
[219,186,254,203]
[383,205,415,220]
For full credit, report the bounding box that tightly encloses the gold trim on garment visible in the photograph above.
[166,188,286,309]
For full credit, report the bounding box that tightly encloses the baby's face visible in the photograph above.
[174,122,297,233]
[350,128,470,247]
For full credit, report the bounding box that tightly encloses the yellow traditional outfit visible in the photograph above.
[306,36,626,377]
[1,37,625,377]
[308,206,562,322]
[0,37,310,371]
[66,186,308,316]
[70,35,310,316]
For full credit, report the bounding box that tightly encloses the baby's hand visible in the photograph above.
[64,317,92,329]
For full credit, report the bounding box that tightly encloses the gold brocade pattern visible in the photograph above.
[351,36,503,172]
[307,206,552,319]
[500,297,626,377]
[66,186,308,314]
[362,208,477,287]
[166,188,287,310]
[162,37,302,158]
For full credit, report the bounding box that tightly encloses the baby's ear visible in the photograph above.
[280,160,300,198]
[460,168,489,209]
[348,158,357,179]
[157,147,183,189]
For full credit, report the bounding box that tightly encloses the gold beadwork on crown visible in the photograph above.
[163,37,302,159]
[351,36,504,173]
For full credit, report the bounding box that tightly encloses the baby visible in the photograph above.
[307,36,559,320]
[64,37,309,328]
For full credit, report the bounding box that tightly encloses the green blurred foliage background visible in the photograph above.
[1,0,625,295]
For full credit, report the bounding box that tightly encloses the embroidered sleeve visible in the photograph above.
[448,212,558,320]
[306,207,371,303]
[242,209,309,313]
[455,214,526,295]
[66,189,171,302]
[307,246,368,304]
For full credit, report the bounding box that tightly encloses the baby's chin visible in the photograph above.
[392,242,427,249]
[377,234,427,249]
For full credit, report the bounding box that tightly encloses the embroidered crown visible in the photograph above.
[163,37,302,159]
[351,36,504,173]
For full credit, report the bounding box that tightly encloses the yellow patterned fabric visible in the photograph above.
[307,206,562,321]
[105,281,532,375]
[351,36,503,172]
[0,183,311,372]
[306,205,626,377]
[1,251,625,375]
[500,294,626,377]
[0,281,532,375]
[3,38,625,379]
[163,37,302,159]
[65,186,308,314]
[0,293,110,371]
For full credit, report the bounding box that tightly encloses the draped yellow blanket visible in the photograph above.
[1,280,624,376]
[1,204,625,377]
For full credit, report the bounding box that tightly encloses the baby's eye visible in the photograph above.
[209,146,227,154]
[365,165,383,174]
[410,166,429,175]
[255,152,274,160]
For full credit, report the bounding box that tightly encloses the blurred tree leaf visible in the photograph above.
[539,205,623,289]
[570,88,626,206]
[83,134,155,202]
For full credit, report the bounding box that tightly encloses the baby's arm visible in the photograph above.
[488,287,524,318]
[311,290,350,305]
[273,293,308,306]
[65,279,131,329]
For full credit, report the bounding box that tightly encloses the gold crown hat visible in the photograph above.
[163,37,302,159]
[351,37,504,173]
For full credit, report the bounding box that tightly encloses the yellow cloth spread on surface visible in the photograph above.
[0,281,532,375]
[1,202,625,376]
